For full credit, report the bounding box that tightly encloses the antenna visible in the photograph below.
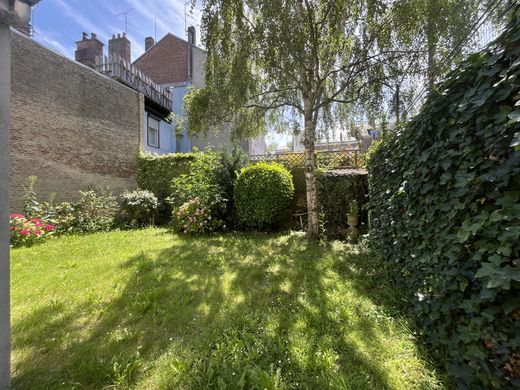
[115,8,134,34]
[184,1,197,37]
[152,16,157,42]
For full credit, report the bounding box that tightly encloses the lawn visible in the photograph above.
[11,229,443,389]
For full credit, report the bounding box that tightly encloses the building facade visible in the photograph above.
[134,29,265,155]
[10,29,145,210]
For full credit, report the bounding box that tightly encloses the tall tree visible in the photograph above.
[186,0,421,238]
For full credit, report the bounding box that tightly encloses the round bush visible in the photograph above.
[234,162,294,229]
[118,189,159,226]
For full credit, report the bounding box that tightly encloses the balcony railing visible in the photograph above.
[95,53,172,112]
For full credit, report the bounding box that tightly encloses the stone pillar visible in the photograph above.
[0,21,11,390]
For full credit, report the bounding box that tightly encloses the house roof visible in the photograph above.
[133,33,205,85]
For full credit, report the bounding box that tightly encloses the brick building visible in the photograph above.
[134,29,266,155]
[9,29,146,211]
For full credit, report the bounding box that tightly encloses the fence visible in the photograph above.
[95,53,173,111]
[249,150,364,170]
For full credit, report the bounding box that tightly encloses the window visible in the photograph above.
[147,116,160,148]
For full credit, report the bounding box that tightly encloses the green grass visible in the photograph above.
[11,228,443,389]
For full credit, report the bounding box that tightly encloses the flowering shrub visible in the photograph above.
[10,214,55,247]
[171,198,223,234]
[118,189,159,227]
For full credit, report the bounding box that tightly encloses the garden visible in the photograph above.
[9,10,520,390]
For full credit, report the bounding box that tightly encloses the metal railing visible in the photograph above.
[95,53,172,112]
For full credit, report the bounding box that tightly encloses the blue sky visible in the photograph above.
[30,0,291,149]
[31,0,202,61]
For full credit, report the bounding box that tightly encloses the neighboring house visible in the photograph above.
[133,28,266,155]
[75,32,175,155]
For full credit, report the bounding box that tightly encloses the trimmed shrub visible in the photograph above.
[118,189,159,226]
[367,17,520,388]
[316,170,368,237]
[136,150,198,200]
[234,162,294,229]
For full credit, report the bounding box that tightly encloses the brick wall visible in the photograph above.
[10,30,144,211]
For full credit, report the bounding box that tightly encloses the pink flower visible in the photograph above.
[10,214,24,219]
[10,226,16,231]
[20,229,30,235]
[44,224,55,231]
[31,218,42,223]
[34,230,43,235]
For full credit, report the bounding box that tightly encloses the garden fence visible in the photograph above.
[249,150,364,170]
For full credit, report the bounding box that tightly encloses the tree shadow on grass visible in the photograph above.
[12,232,442,389]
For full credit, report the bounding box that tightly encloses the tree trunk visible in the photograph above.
[303,102,319,239]
[394,83,400,123]
[426,2,437,90]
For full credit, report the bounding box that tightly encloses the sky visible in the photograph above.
[31,0,202,62]
[29,0,292,149]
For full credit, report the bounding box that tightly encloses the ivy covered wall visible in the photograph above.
[368,16,520,388]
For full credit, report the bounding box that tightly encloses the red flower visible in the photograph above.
[34,230,43,235]
[10,214,25,219]
[20,229,30,235]
[10,226,16,231]
[44,224,55,231]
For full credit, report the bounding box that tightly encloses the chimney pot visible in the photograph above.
[109,32,131,63]
[145,36,154,51]
[187,26,196,46]
[76,32,104,69]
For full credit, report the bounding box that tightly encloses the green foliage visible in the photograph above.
[169,151,223,207]
[214,148,250,227]
[171,197,224,234]
[316,171,367,237]
[22,177,117,233]
[234,163,294,230]
[72,190,118,233]
[118,189,159,227]
[367,17,520,388]
[136,150,198,200]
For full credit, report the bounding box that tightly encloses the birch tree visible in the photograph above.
[186,0,421,238]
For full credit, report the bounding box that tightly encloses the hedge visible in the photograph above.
[367,17,520,388]
[136,150,198,200]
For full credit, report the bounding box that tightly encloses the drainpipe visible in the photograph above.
[0,2,41,388]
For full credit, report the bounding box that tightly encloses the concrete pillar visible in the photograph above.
[0,22,11,390]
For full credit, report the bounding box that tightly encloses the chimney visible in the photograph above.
[187,26,196,46]
[75,32,104,69]
[187,26,196,81]
[108,32,131,63]
[145,36,154,51]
